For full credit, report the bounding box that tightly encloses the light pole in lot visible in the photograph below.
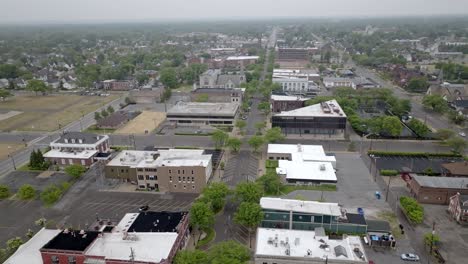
[7,146,16,170]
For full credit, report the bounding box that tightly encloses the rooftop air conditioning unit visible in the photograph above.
[320,164,326,171]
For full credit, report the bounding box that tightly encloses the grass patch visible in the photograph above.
[212,125,233,132]
[266,159,279,168]
[196,227,216,249]
[281,184,337,194]
[17,163,44,172]
[377,211,404,239]
[0,143,25,160]
[84,125,116,134]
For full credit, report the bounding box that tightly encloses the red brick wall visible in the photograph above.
[47,157,94,167]
[41,251,86,264]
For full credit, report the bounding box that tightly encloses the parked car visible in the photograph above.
[401,253,420,261]
[139,205,149,212]
[459,132,466,137]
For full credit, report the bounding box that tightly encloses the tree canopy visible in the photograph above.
[235,181,264,203]
[248,135,264,152]
[26,80,49,95]
[160,67,178,88]
[422,95,447,113]
[226,137,242,152]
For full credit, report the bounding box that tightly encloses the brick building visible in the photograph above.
[270,95,308,113]
[448,193,468,224]
[407,175,468,204]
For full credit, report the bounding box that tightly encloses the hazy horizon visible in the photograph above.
[1,0,468,24]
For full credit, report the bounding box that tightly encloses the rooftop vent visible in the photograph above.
[320,164,326,171]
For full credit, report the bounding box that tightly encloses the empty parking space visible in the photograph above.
[374,156,462,174]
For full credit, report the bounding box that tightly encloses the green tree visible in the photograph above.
[29,149,47,170]
[0,184,11,199]
[235,182,264,203]
[200,182,229,213]
[6,237,23,253]
[406,77,429,92]
[40,185,62,206]
[256,172,282,195]
[446,136,468,154]
[160,67,178,88]
[136,73,149,85]
[0,89,13,101]
[64,164,86,179]
[422,95,447,113]
[382,116,403,137]
[248,135,264,152]
[211,130,228,150]
[255,121,266,134]
[226,137,242,152]
[407,119,431,137]
[26,79,49,95]
[448,109,466,125]
[257,102,271,114]
[264,127,285,143]
[174,249,208,264]
[390,99,411,117]
[435,129,455,140]
[0,64,20,79]
[107,105,115,114]
[101,109,109,118]
[207,240,250,264]
[424,232,441,247]
[234,202,264,248]
[235,120,246,131]
[189,202,215,244]
[94,112,102,121]
[76,64,101,87]
[17,184,36,200]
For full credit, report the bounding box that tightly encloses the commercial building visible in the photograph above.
[272,69,320,95]
[43,132,110,167]
[260,197,367,234]
[129,88,164,103]
[407,175,468,204]
[255,227,367,264]
[323,77,379,90]
[267,144,336,168]
[105,149,212,193]
[225,55,259,68]
[190,87,243,104]
[272,100,347,138]
[442,161,468,177]
[6,211,189,264]
[448,193,468,225]
[167,102,239,126]
[102,79,136,90]
[271,95,308,113]
[276,161,337,185]
[276,47,319,61]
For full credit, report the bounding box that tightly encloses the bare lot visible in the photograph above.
[0,94,118,132]
[0,143,24,160]
[115,111,166,134]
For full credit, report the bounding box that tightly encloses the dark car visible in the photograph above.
[139,205,149,212]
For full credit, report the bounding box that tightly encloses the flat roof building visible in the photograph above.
[276,160,337,184]
[167,102,239,126]
[267,144,336,168]
[272,100,347,139]
[408,175,468,204]
[105,149,213,193]
[270,94,309,113]
[255,228,367,264]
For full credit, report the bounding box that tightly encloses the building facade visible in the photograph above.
[448,193,468,224]
[272,100,347,138]
[271,95,308,113]
[105,149,213,193]
[407,175,468,204]
[167,102,239,126]
[190,88,243,104]
[43,132,110,167]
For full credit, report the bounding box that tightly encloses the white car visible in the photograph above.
[401,253,420,261]
[459,132,466,137]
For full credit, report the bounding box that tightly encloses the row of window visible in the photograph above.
[138,175,157,181]
[60,159,86,166]
[137,168,158,172]
[173,184,196,190]
[51,255,76,264]
[168,169,194,175]
[169,176,195,183]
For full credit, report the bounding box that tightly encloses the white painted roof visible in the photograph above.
[107,149,211,168]
[277,160,336,182]
[85,232,178,263]
[268,144,325,155]
[167,102,238,116]
[4,228,61,264]
[43,149,97,159]
[270,95,309,101]
[260,197,342,216]
[255,228,366,262]
[226,56,259,60]
[274,99,346,118]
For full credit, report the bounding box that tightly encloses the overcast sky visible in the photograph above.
[1,0,468,23]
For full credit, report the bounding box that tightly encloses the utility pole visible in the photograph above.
[8,154,16,170]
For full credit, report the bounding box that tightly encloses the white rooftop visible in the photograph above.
[255,228,366,262]
[4,228,61,264]
[43,149,97,159]
[268,144,325,156]
[167,102,238,116]
[85,232,178,263]
[107,149,211,168]
[274,99,346,118]
[226,56,259,60]
[277,160,337,182]
[260,197,342,216]
[271,95,309,101]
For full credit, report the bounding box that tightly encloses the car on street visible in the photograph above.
[401,253,420,261]
[241,116,247,120]
[459,132,466,137]
[139,205,149,212]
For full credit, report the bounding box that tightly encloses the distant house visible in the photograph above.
[426,82,468,102]
[96,111,130,130]
[102,79,137,91]
[448,193,468,224]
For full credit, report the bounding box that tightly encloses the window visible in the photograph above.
[183,177,186,182]
[183,185,186,189]
[191,170,194,174]
[178,170,180,174]
[138,175,144,180]
[139,185,145,189]
[61,159,65,165]
[169,176,172,182]
[169,169,172,174]
[149,175,155,180]
[145,175,150,180]
[192,185,195,189]
[174,184,177,188]
[51,256,59,264]
[182,170,185,174]
[178,176,181,182]
[137,168,143,172]
[192,177,194,182]
[68,256,76,264]
[111,168,114,172]
[121,169,124,173]
[81,160,85,166]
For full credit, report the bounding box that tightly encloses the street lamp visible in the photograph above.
[7,146,16,170]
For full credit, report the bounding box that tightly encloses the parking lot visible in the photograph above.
[373,155,462,174]
[0,171,72,192]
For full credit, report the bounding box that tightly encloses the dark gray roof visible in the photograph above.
[334,245,348,258]
[366,220,391,233]
[413,175,468,189]
[216,74,245,87]
[55,132,103,144]
[346,213,367,225]
[192,88,242,95]
[454,100,468,108]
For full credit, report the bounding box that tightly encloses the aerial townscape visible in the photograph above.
[1,1,468,264]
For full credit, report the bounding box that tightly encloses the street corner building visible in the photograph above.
[105,149,213,193]
[166,102,239,126]
[43,132,110,168]
[271,99,347,139]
